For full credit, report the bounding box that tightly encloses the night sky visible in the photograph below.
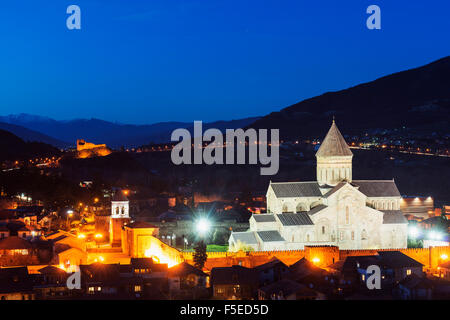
[0,0,449,124]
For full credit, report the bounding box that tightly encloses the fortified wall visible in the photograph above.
[182,246,450,270]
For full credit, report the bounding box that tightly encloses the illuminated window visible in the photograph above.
[406,269,412,275]
[88,287,95,294]
[134,285,142,292]
[361,274,365,281]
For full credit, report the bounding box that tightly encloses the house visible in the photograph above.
[17,225,40,240]
[289,257,327,282]
[168,262,208,290]
[253,258,289,286]
[0,236,37,266]
[258,279,319,300]
[394,274,434,300]
[130,258,168,279]
[438,261,450,280]
[0,267,35,300]
[211,265,258,300]
[0,225,10,239]
[33,266,70,300]
[78,261,169,299]
[341,251,424,290]
[377,251,424,283]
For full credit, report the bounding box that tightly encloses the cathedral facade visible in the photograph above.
[229,120,408,251]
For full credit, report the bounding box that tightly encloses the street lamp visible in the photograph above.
[196,218,210,235]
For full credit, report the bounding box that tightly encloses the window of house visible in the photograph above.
[134,285,142,292]
[306,234,310,242]
[361,274,365,281]
[351,231,355,240]
[322,226,325,234]
[406,269,412,275]
[88,287,95,294]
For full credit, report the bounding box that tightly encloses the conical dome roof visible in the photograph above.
[316,120,353,157]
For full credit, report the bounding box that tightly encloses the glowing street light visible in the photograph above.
[428,231,443,241]
[196,218,210,235]
[95,233,103,239]
[312,257,320,264]
[408,226,420,238]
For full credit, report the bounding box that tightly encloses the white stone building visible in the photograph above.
[229,120,408,251]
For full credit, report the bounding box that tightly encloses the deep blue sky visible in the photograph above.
[0,0,449,124]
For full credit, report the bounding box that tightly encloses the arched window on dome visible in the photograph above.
[115,207,119,215]
[282,203,288,213]
[121,207,125,215]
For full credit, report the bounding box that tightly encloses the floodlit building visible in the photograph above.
[229,120,408,251]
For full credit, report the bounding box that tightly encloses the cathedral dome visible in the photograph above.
[315,120,353,157]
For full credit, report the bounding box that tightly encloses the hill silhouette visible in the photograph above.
[249,56,450,139]
[0,129,61,161]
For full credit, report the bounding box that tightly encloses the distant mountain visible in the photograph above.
[0,122,68,148]
[0,114,260,148]
[249,56,450,139]
[0,129,61,161]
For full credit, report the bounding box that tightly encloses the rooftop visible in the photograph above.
[276,212,314,226]
[316,120,353,157]
[270,181,322,198]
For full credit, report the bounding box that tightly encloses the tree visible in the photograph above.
[193,240,207,270]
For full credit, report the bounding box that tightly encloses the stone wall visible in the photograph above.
[182,246,450,270]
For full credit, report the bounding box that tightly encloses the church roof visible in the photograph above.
[252,214,276,223]
[277,213,314,226]
[352,180,401,197]
[256,230,285,242]
[231,231,258,244]
[381,210,408,224]
[307,204,328,215]
[323,182,348,198]
[270,182,322,198]
[316,120,353,157]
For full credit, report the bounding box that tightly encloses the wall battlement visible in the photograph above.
[182,246,450,269]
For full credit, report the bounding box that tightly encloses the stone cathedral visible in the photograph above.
[229,120,408,251]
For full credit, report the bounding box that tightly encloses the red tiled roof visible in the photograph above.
[0,236,32,250]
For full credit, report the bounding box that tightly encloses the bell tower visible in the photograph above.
[316,120,353,186]
[110,190,130,245]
